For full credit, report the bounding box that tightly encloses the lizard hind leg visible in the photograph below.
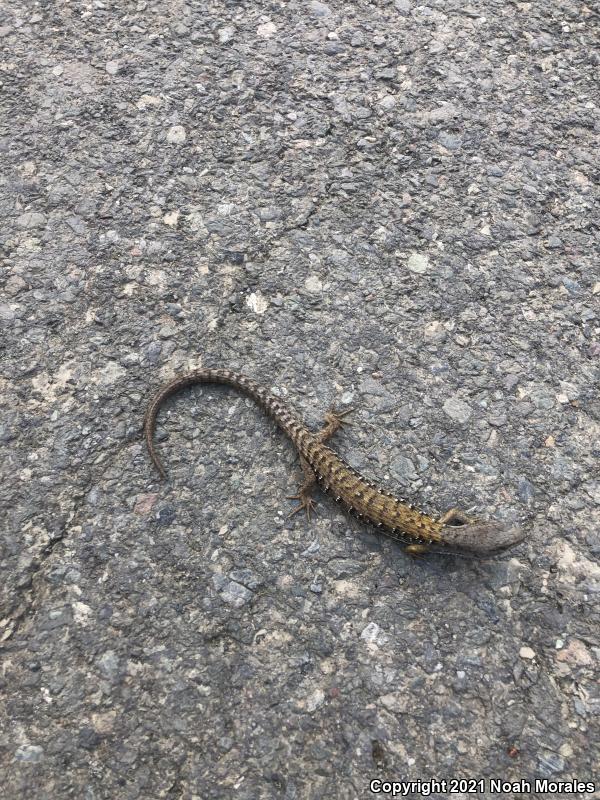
[287,406,353,521]
[286,456,319,521]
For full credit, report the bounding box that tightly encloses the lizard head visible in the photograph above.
[440,518,526,554]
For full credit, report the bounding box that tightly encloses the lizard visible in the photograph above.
[143,368,525,555]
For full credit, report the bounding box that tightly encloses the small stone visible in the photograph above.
[394,0,411,14]
[78,726,102,750]
[529,387,555,410]
[550,456,576,482]
[166,125,186,144]
[257,21,276,37]
[588,342,600,358]
[558,381,579,401]
[97,360,126,385]
[218,25,235,43]
[162,210,179,227]
[246,291,269,314]
[305,688,325,712]
[389,455,417,484]
[379,95,397,110]
[105,60,120,75]
[5,276,27,295]
[213,575,253,608]
[379,692,409,712]
[229,568,261,590]
[442,396,472,423]
[561,276,579,293]
[134,493,159,515]
[360,622,387,647]
[16,211,46,229]
[302,540,321,557]
[537,752,565,777]
[96,649,120,680]
[66,215,87,235]
[438,132,462,150]
[406,253,429,274]
[519,646,536,660]
[323,41,344,55]
[146,341,162,363]
[14,744,44,763]
[308,1,332,16]
[517,478,536,507]
[0,304,16,321]
[136,94,161,110]
[305,275,322,293]
[91,710,117,734]
[584,482,600,505]
[257,205,281,221]
[556,639,593,666]
[156,503,176,524]
[424,320,446,340]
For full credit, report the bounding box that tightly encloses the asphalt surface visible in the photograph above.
[1,1,599,798]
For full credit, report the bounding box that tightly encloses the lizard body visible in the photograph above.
[143,368,525,555]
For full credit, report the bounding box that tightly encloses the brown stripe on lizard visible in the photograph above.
[143,368,525,555]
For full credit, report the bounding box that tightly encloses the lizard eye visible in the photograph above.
[446,517,467,527]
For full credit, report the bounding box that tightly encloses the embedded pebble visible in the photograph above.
[308,1,332,17]
[218,26,235,43]
[442,396,472,423]
[14,745,44,763]
[16,211,46,229]
[519,647,536,660]
[406,253,430,274]
[257,21,277,38]
[305,276,323,293]
[166,125,186,143]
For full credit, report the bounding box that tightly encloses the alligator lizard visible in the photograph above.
[143,368,525,555]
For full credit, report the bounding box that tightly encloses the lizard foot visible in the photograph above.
[316,406,354,443]
[286,492,318,521]
[325,406,354,428]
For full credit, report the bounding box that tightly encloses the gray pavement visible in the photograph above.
[1,1,599,798]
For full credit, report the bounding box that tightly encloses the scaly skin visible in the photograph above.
[143,369,525,555]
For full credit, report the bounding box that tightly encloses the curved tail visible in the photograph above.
[143,368,307,479]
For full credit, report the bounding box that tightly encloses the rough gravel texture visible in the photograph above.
[1,1,599,798]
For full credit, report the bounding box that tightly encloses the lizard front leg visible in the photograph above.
[287,406,353,519]
[315,407,353,444]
